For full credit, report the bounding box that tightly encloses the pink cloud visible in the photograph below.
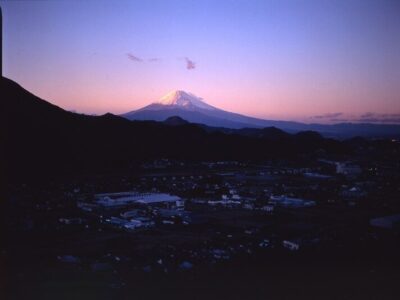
[185,57,196,70]
[126,53,143,62]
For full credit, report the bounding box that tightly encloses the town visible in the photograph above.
[3,146,400,298]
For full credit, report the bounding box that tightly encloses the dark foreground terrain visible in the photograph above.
[2,157,400,299]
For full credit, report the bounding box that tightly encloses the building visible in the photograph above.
[132,217,155,228]
[104,216,153,230]
[120,209,144,219]
[0,6,2,76]
[207,199,241,207]
[336,162,362,177]
[261,205,274,213]
[94,192,184,209]
[370,215,400,229]
[156,209,191,223]
[283,240,300,251]
[304,172,332,179]
[58,218,84,225]
[340,186,367,199]
[270,195,316,208]
[77,201,98,212]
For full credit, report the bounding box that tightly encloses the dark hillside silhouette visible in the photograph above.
[0,77,357,183]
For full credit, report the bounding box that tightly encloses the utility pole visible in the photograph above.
[0,6,2,77]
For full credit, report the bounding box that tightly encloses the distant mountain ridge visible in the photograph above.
[121,90,400,139]
[163,116,190,126]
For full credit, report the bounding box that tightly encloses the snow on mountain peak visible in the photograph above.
[156,90,216,110]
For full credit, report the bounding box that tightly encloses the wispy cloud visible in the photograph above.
[311,112,343,119]
[357,112,400,123]
[360,112,375,119]
[313,112,400,124]
[126,53,143,62]
[148,58,161,62]
[127,53,196,70]
[329,118,351,123]
[185,57,196,70]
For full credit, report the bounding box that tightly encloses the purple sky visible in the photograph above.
[1,0,400,123]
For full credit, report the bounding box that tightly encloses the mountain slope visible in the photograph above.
[122,90,305,130]
[122,105,259,128]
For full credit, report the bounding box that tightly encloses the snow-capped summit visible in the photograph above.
[121,89,271,128]
[121,90,289,129]
[156,90,217,111]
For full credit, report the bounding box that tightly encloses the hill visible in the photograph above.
[1,77,349,183]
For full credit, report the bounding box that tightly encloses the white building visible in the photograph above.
[261,205,274,213]
[283,240,300,251]
[270,195,316,208]
[104,216,153,230]
[370,214,400,229]
[336,162,362,177]
[95,192,184,209]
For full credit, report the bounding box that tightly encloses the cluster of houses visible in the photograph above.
[202,192,315,210]
[75,192,188,231]
[269,195,316,208]
[94,192,184,209]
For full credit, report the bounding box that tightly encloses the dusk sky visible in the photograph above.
[1,0,400,123]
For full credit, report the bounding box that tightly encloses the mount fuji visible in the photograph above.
[121,90,400,138]
[121,90,304,130]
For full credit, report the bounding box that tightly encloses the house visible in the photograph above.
[208,199,241,207]
[340,186,367,199]
[232,194,241,200]
[283,240,300,251]
[336,162,362,178]
[122,220,143,230]
[57,255,81,264]
[259,239,270,248]
[179,261,193,270]
[211,249,230,260]
[261,205,274,213]
[303,172,332,179]
[243,203,255,210]
[58,218,84,225]
[104,216,150,230]
[131,217,155,228]
[104,216,128,226]
[120,209,143,219]
[162,220,175,225]
[370,214,400,229]
[157,209,191,223]
[77,201,98,212]
[95,192,184,209]
[270,195,316,208]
